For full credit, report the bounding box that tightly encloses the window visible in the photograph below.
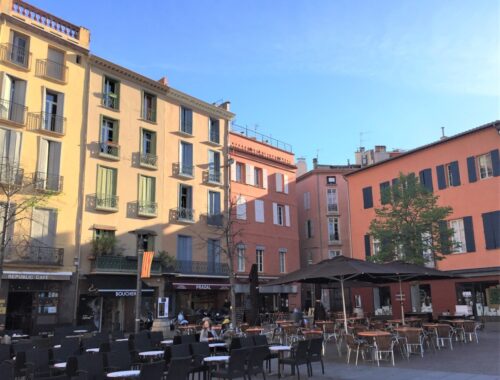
[93,228,115,241]
[304,192,311,210]
[142,92,157,122]
[482,211,500,250]
[43,89,64,133]
[179,141,193,176]
[273,203,290,226]
[437,161,460,189]
[362,186,373,209]
[99,116,119,158]
[36,139,62,192]
[180,106,193,134]
[373,286,392,315]
[379,181,391,205]
[103,76,119,109]
[449,219,466,253]
[138,233,155,251]
[372,238,381,255]
[364,234,371,258]
[208,150,221,183]
[328,250,341,258]
[177,235,193,266]
[254,199,265,223]
[9,31,29,67]
[235,162,244,182]
[0,74,27,124]
[328,217,340,242]
[326,176,336,185]
[138,175,156,216]
[179,184,193,217]
[254,167,263,187]
[256,248,264,273]
[279,249,286,273]
[306,220,313,238]
[236,196,247,220]
[276,204,285,226]
[419,168,433,192]
[207,239,221,273]
[307,251,313,265]
[237,245,246,272]
[96,165,118,210]
[37,291,58,314]
[140,129,157,167]
[0,128,21,166]
[275,173,289,193]
[46,47,65,81]
[478,153,493,179]
[31,208,57,248]
[208,190,222,226]
[326,188,338,213]
[209,118,220,144]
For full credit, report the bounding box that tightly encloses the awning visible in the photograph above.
[234,284,297,294]
[2,271,73,281]
[87,275,154,297]
[173,283,230,290]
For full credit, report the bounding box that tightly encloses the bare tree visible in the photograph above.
[0,161,54,289]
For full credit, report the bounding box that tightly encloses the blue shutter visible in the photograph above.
[466,156,477,183]
[186,109,193,134]
[463,216,476,252]
[364,234,371,258]
[362,186,373,209]
[491,149,500,177]
[419,168,433,192]
[391,178,399,187]
[379,181,390,204]
[482,211,500,250]
[438,221,450,254]
[450,161,461,186]
[436,165,447,190]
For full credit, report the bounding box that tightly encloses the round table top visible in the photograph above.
[138,350,164,357]
[204,355,230,362]
[302,330,323,334]
[394,327,422,332]
[423,323,449,328]
[115,338,129,342]
[161,339,173,345]
[276,320,294,324]
[246,328,263,332]
[209,342,227,348]
[357,331,391,337]
[107,370,140,378]
[53,362,66,369]
[73,330,88,333]
[53,344,62,349]
[440,319,469,324]
[269,345,291,351]
[12,334,29,338]
[179,325,197,329]
[86,348,100,353]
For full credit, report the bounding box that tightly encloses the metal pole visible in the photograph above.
[341,278,348,334]
[135,250,144,334]
[399,278,405,325]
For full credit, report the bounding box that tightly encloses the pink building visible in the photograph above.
[296,158,360,309]
[229,126,300,314]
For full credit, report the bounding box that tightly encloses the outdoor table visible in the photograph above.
[53,362,66,369]
[107,370,140,378]
[73,330,88,334]
[86,348,100,353]
[115,338,129,342]
[160,339,173,345]
[245,328,263,335]
[270,346,291,376]
[209,342,227,349]
[394,327,422,333]
[276,320,294,326]
[12,334,29,339]
[423,323,448,328]
[138,350,164,361]
[53,344,62,349]
[204,355,230,374]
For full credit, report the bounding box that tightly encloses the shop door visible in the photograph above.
[6,292,33,333]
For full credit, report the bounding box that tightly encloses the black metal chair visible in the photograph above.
[25,348,52,379]
[166,357,192,380]
[0,361,14,380]
[278,340,309,380]
[109,340,130,353]
[307,338,324,376]
[139,360,165,380]
[131,333,154,352]
[0,343,12,362]
[150,331,164,348]
[12,340,34,355]
[190,342,211,380]
[171,343,192,359]
[212,348,248,380]
[104,350,134,372]
[53,337,80,363]
[246,345,268,380]
[75,352,106,380]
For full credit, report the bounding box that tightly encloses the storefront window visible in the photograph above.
[37,291,58,314]
[373,286,392,315]
[410,284,432,313]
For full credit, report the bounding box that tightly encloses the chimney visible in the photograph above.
[158,77,168,86]
[440,126,447,140]
[296,157,308,177]
[312,158,318,169]
[219,101,231,111]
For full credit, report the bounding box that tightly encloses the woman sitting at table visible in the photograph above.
[200,318,217,342]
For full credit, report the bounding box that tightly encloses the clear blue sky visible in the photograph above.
[31,0,499,166]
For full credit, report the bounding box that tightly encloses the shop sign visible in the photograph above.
[173,283,230,290]
[115,291,137,297]
[2,272,72,281]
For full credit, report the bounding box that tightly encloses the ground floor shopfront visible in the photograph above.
[234,282,300,314]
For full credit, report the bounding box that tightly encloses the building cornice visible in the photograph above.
[296,166,361,182]
[230,145,297,170]
[90,55,235,120]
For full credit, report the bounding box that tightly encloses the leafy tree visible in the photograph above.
[368,172,455,265]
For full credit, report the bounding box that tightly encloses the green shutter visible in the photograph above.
[151,131,157,155]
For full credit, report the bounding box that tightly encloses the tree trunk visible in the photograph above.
[0,198,11,290]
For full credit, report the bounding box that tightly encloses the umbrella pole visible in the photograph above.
[399,278,405,325]
[341,278,348,334]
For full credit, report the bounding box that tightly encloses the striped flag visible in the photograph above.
[141,251,155,278]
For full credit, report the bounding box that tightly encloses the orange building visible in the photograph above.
[229,126,300,314]
[346,121,500,320]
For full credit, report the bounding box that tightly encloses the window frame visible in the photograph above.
[102,76,120,110]
[235,162,245,183]
[209,118,220,144]
[256,248,264,273]
[327,216,340,242]
[237,245,246,272]
[449,218,466,253]
[477,152,493,180]
[326,188,338,213]
[141,91,157,123]
[279,249,286,273]
[276,204,285,226]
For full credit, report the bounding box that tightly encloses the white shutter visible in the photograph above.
[31,208,56,247]
[255,199,265,223]
[284,174,289,194]
[262,168,268,189]
[275,173,283,192]
[1,73,12,119]
[285,205,291,226]
[8,131,21,165]
[230,161,236,181]
[56,92,65,132]
[41,86,47,129]
[272,202,278,225]
[0,128,7,162]
[47,141,61,177]
[37,138,49,173]
[236,196,247,220]
[245,164,254,185]
[13,79,26,106]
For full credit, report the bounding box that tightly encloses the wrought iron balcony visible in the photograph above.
[142,108,156,123]
[99,142,120,160]
[139,153,158,169]
[209,130,220,145]
[0,98,27,125]
[33,172,63,193]
[327,204,339,214]
[4,244,63,266]
[173,162,194,178]
[138,201,158,217]
[205,170,222,185]
[91,255,162,274]
[36,59,68,83]
[175,260,229,276]
[207,213,224,227]
[102,93,119,109]
[0,162,24,187]
[0,43,31,69]
[28,112,66,135]
[172,207,194,222]
[94,193,119,212]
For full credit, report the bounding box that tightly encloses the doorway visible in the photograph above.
[6,292,33,332]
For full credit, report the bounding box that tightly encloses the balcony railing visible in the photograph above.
[175,260,229,276]
[91,255,162,274]
[94,193,119,212]
[327,204,339,213]
[206,170,221,184]
[28,112,66,135]
[99,142,120,160]
[4,244,63,266]
[0,98,27,125]
[36,59,68,83]
[173,162,194,178]
[33,172,63,193]
[142,108,156,123]
[0,162,24,187]
[102,93,119,109]
[172,207,194,222]
[0,43,31,68]
[207,213,224,227]
[138,201,158,217]
[139,153,158,168]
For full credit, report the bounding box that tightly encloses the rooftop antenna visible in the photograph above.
[440,126,446,140]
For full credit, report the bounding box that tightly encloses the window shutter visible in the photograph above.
[255,199,265,223]
[262,169,268,189]
[186,109,193,134]
[364,234,371,258]
[236,196,247,220]
[246,164,254,185]
[40,86,46,128]
[272,202,278,225]
[285,205,291,226]
[56,92,65,132]
[0,128,6,161]
[362,186,373,209]
[275,173,283,192]
[418,168,433,192]
[139,175,146,203]
[284,175,289,194]
[491,149,500,177]
[450,161,461,186]
[151,131,157,155]
[47,141,61,177]
[305,221,308,238]
[463,216,476,253]
[37,138,49,173]
[482,211,500,250]
[466,156,477,183]
[379,181,390,204]
[8,130,21,165]
[230,161,236,181]
[438,220,450,254]
[436,165,447,190]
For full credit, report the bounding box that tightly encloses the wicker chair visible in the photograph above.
[373,335,395,366]
[435,325,454,350]
[400,330,424,358]
[345,334,367,366]
[462,321,480,343]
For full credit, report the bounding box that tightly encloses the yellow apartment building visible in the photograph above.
[0,0,89,332]
[78,55,234,331]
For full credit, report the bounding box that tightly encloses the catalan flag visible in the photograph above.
[141,251,155,278]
